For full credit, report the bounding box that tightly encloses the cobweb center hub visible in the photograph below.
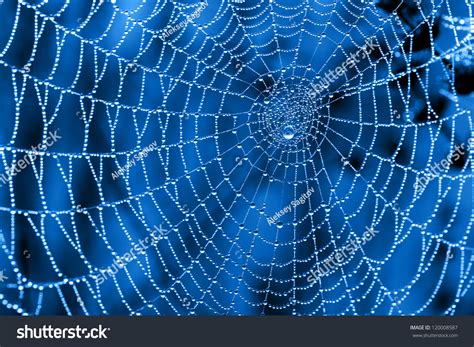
[261,85,318,145]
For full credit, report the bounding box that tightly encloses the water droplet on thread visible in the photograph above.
[283,125,295,140]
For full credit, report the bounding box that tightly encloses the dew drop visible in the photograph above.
[282,125,295,140]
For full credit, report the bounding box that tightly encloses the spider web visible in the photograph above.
[0,0,472,316]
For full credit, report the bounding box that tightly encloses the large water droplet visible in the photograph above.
[283,125,295,140]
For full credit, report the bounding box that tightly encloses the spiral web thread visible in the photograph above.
[0,0,472,316]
